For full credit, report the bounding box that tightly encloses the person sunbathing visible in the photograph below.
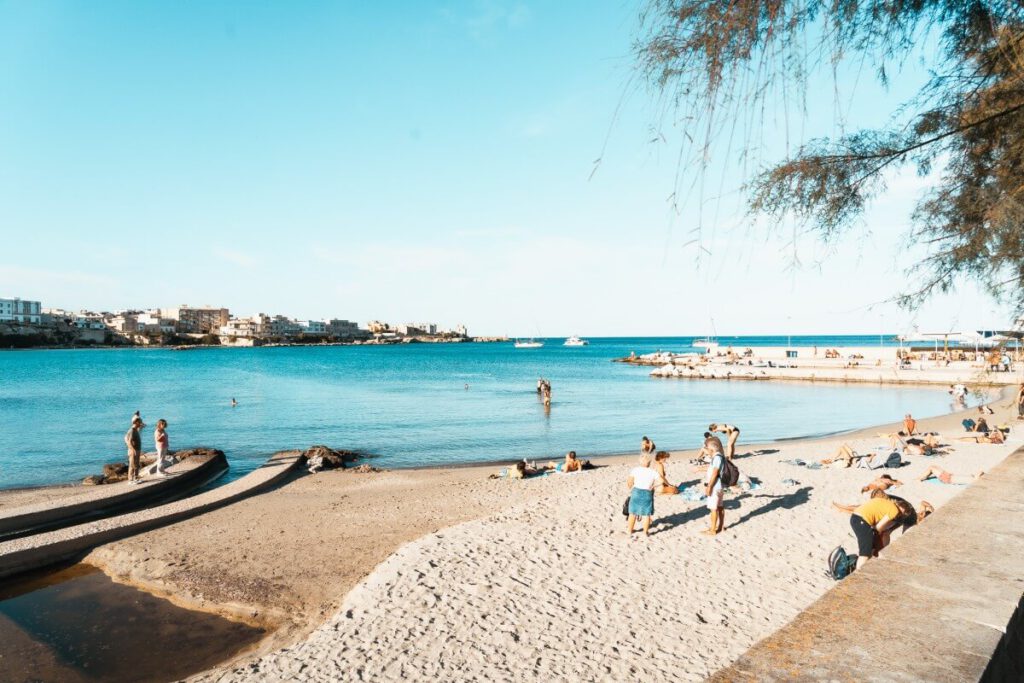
[886,432,940,455]
[919,465,984,485]
[861,474,902,493]
[900,414,917,436]
[957,429,1005,444]
[652,451,678,495]
[820,443,861,468]
[562,450,592,473]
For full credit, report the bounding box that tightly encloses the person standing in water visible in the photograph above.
[708,423,741,460]
[231,397,238,407]
[153,419,170,477]
[124,415,144,485]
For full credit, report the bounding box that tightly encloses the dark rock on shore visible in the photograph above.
[304,445,363,472]
[82,474,105,485]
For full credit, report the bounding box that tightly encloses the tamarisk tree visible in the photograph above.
[637,1,1024,312]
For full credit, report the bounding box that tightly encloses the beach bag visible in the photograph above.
[621,496,631,516]
[720,458,740,487]
[883,452,903,468]
[828,546,857,580]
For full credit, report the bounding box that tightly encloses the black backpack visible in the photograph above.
[719,457,740,487]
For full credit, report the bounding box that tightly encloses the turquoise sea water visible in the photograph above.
[0,336,965,489]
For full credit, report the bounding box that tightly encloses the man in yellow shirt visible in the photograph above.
[850,490,902,569]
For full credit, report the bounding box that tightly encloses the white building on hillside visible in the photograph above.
[0,297,42,324]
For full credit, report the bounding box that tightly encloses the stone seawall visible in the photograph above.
[710,446,1024,682]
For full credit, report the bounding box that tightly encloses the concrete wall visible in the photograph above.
[710,447,1024,682]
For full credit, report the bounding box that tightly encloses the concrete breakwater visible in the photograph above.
[616,346,1021,388]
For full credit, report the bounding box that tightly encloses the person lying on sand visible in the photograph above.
[820,443,862,468]
[861,474,902,493]
[652,451,678,495]
[833,495,932,527]
[562,450,593,473]
[957,429,1005,444]
[919,465,984,485]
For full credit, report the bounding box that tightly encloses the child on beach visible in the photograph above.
[153,419,170,477]
[626,455,658,537]
[652,451,678,495]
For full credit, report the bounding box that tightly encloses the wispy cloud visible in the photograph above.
[214,248,259,268]
[439,1,533,43]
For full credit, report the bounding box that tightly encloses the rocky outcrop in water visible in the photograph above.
[304,445,363,473]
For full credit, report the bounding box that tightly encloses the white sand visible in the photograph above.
[204,411,1020,681]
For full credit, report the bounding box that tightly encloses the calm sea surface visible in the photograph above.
[0,336,965,489]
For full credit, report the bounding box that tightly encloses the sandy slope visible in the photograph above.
[191,395,1020,682]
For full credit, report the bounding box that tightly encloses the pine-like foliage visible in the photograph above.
[638,1,1024,312]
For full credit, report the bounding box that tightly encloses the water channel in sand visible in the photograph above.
[0,563,264,683]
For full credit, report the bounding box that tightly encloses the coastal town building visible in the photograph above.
[298,320,328,336]
[367,320,390,334]
[162,305,230,333]
[0,297,42,324]
[327,319,364,338]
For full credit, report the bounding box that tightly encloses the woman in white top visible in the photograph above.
[626,454,659,536]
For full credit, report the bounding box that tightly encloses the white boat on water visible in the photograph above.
[514,339,544,348]
[692,338,718,350]
[563,335,589,346]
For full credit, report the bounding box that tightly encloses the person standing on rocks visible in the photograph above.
[124,415,144,484]
[153,419,170,477]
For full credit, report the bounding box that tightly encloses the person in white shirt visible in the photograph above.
[703,452,726,535]
[626,454,659,536]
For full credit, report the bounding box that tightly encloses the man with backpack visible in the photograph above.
[703,445,740,536]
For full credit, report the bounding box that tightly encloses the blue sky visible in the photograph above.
[0,1,1010,336]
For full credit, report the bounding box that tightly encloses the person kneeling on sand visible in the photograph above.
[652,451,678,495]
[842,490,903,569]
[693,432,725,468]
[626,455,658,537]
[919,465,984,485]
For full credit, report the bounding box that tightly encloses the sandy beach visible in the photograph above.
[67,388,1020,681]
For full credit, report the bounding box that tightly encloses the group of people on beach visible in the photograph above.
[626,424,743,538]
[123,411,171,484]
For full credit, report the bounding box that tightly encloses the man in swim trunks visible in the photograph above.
[708,423,740,460]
